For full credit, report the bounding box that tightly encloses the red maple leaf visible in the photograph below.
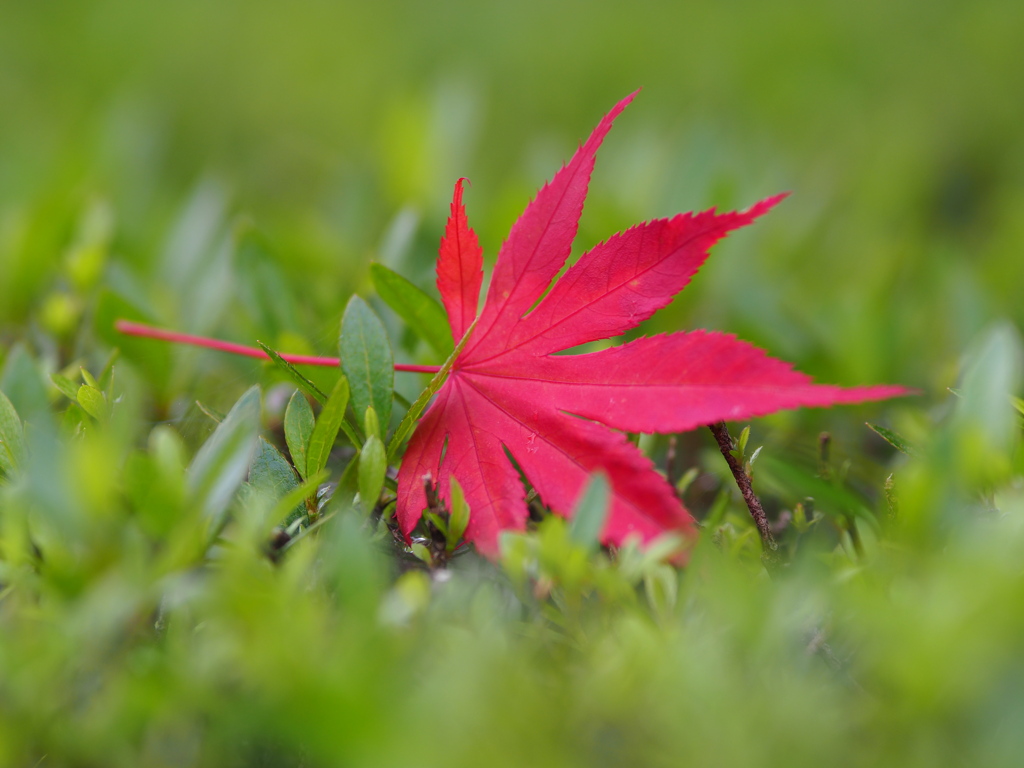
[396,92,907,557]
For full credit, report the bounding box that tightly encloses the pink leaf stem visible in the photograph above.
[114,320,441,374]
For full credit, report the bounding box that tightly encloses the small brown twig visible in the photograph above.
[708,421,779,567]
[665,435,678,489]
[709,424,865,684]
[818,431,832,479]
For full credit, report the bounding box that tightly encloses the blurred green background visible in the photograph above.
[3,1,1024,766]
[4,0,1023,393]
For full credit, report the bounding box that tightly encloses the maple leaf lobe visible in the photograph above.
[436,178,483,343]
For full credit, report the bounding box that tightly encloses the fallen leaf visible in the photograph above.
[396,92,907,557]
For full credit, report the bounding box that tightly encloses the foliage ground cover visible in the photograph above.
[2,1,1024,765]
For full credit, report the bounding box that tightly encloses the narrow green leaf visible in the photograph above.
[76,384,108,421]
[284,390,315,479]
[257,341,328,405]
[98,348,120,391]
[358,433,387,513]
[370,263,453,359]
[737,425,751,457]
[425,512,449,538]
[387,317,477,463]
[0,389,26,475]
[80,367,100,390]
[447,476,469,552]
[340,296,393,438]
[703,489,731,530]
[189,385,261,522]
[50,373,81,401]
[569,472,610,550]
[748,445,763,467]
[866,422,918,456]
[363,406,380,442]
[410,542,432,566]
[675,467,699,496]
[306,377,349,477]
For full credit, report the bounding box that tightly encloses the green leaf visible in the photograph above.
[257,341,328,405]
[50,373,81,401]
[370,263,453,359]
[447,476,470,552]
[284,390,315,480]
[363,406,380,443]
[306,377,349,477]
[569,472,610,551]
[0,389,26,475]
[425,511,448,537]
[249,437,300,500]
[248,437,303,524]
[703,489,730,530]
[410,542,432,566]
[98,348,120,390]
[358,433,387,513]
[748,446,763,467]
[76,384,108,421]
[866,422,918,456]
[737,425,751,457]
[340,296,393,439]
[80,368,100,390]
[188,385,261,522]
[675,467,699,495]
[387,317,477,463]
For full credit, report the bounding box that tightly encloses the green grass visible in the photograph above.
[2,1,1024,765]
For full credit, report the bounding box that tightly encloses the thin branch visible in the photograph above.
[818,431,832,479]
[708,421,779,565]
[665,435,678,489]
[115,320,441,373]
[710,423,860,683]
